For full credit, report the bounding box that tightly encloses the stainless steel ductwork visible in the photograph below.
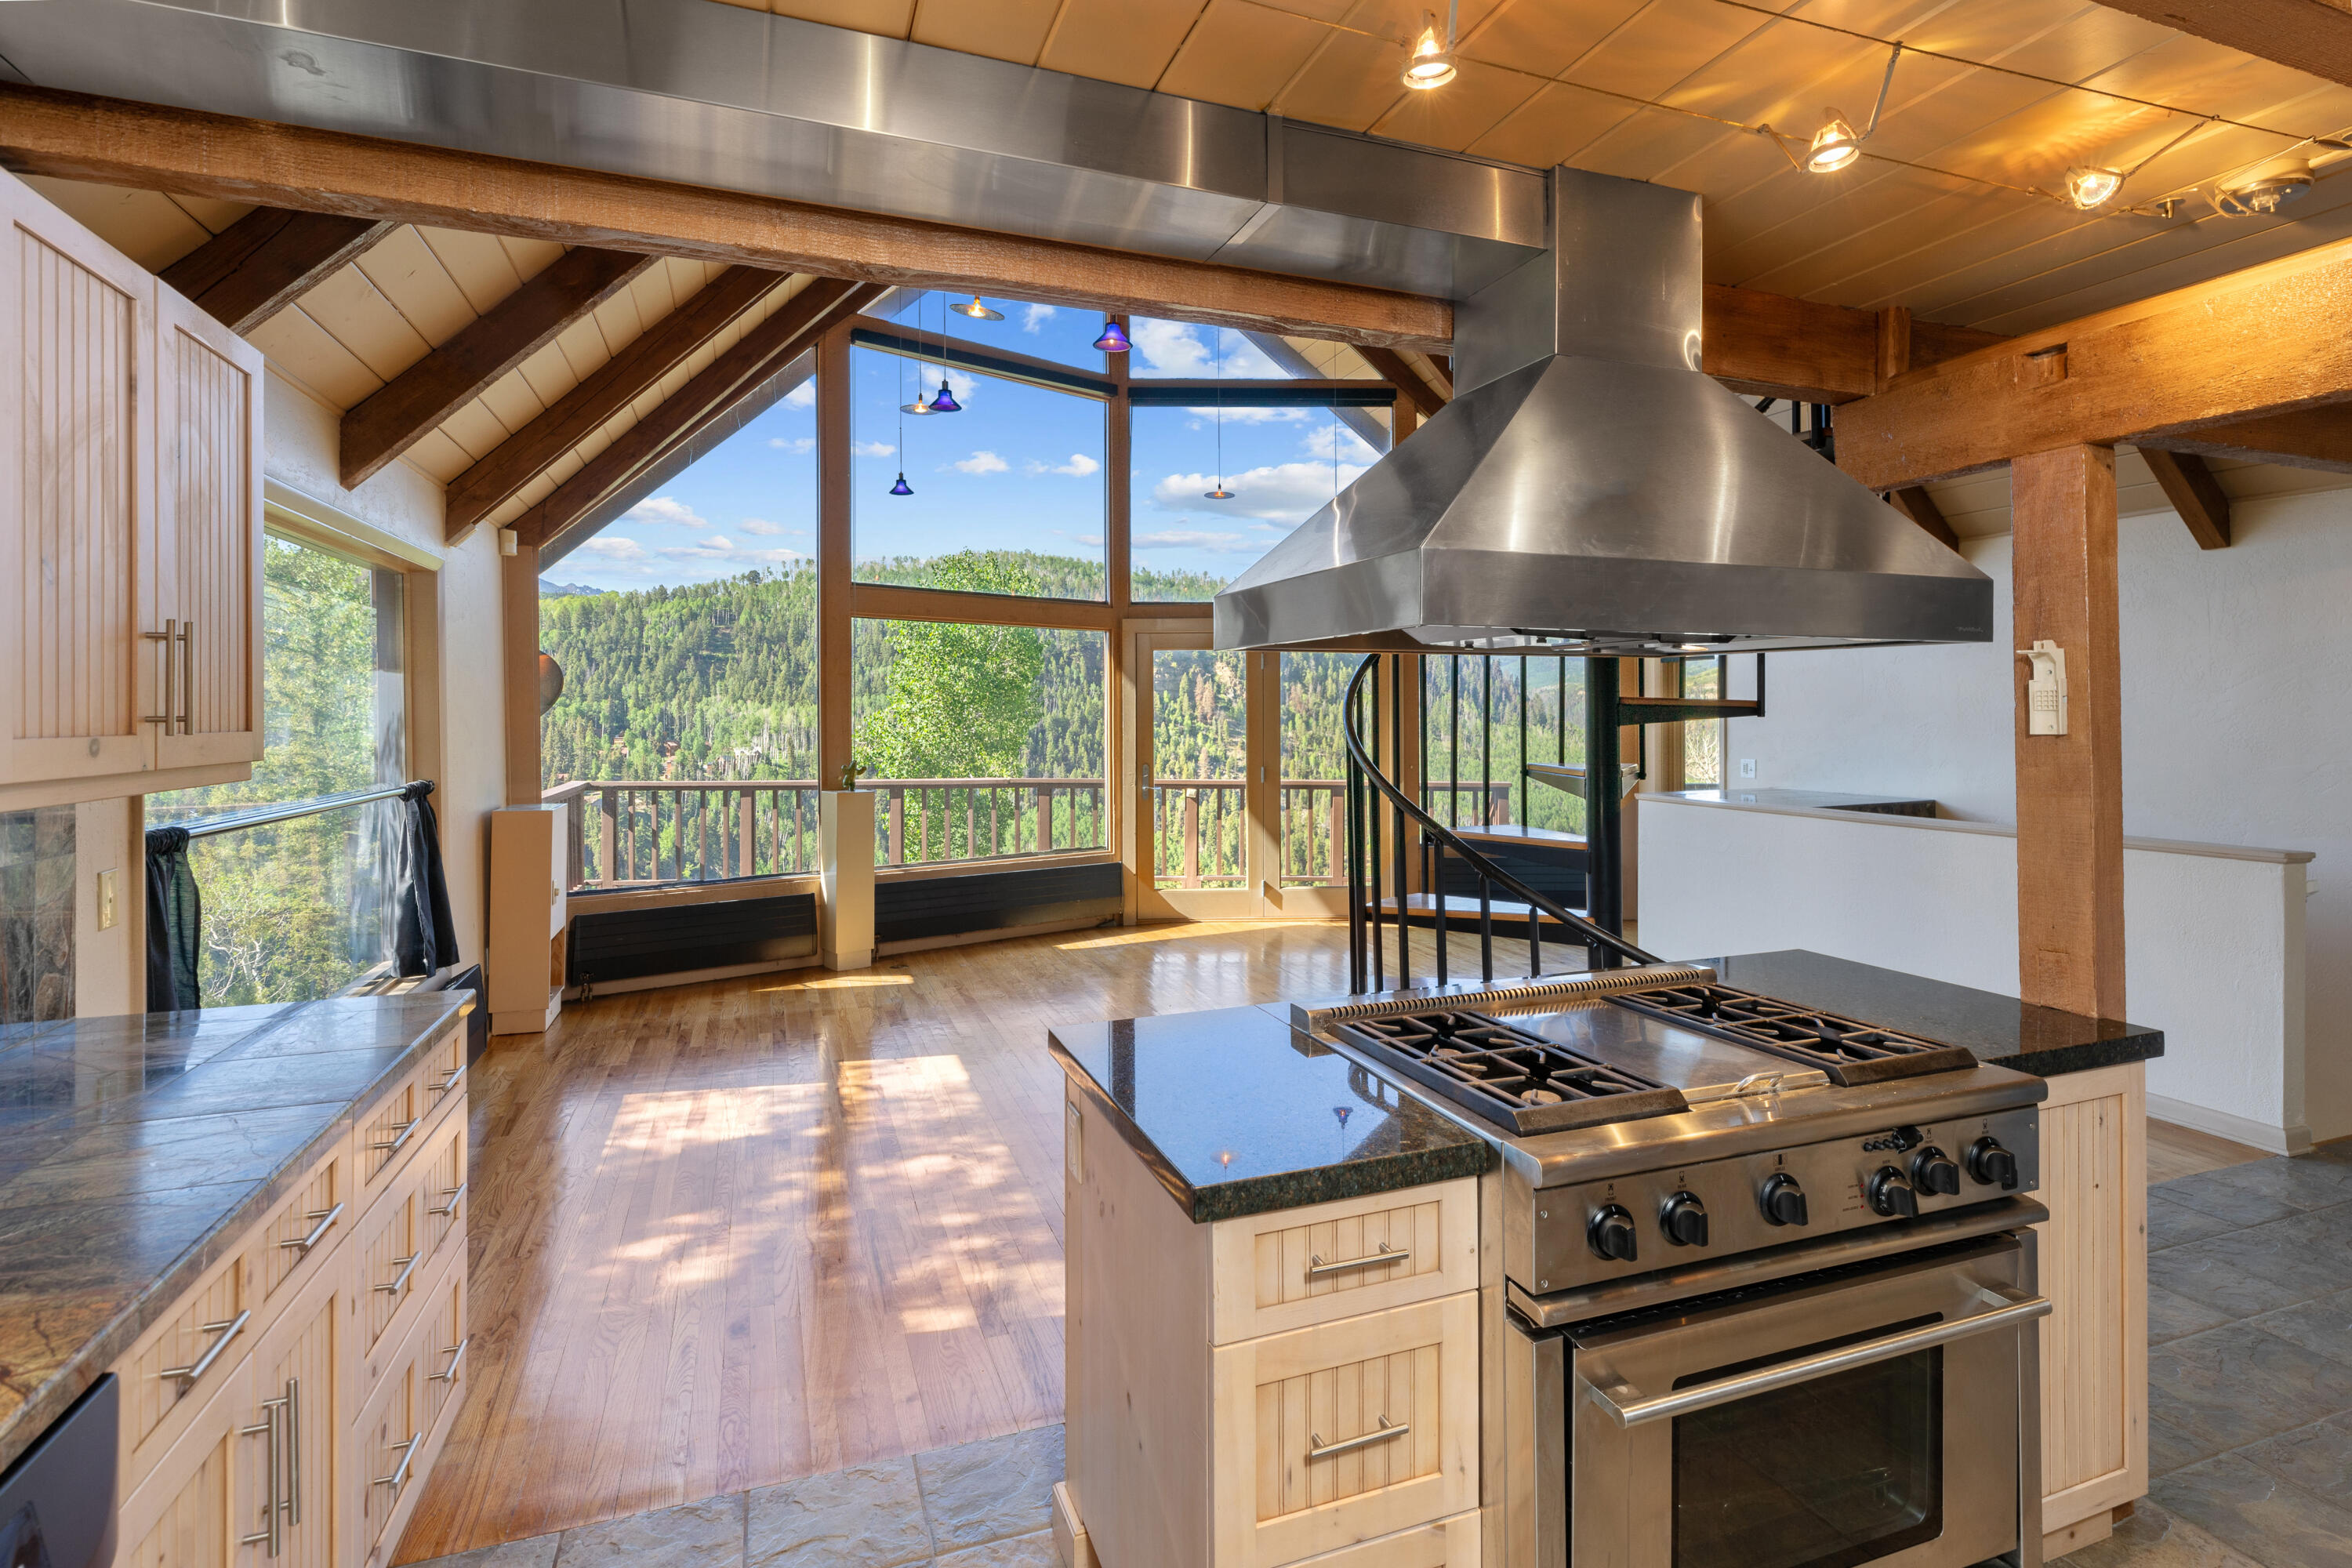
[1213,170,1995,655]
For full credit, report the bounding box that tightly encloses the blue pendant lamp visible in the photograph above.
[1092,318,1132,353]
[927,376,962,413]
[889,473,913,495]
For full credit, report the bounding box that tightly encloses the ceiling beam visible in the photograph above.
[158,206,394,334]
[1835,232,2352,490]
[517,277,881,550]
[443,263,781,541]
[2140,448,2233,550]
[1700,287,2005,405]
[2145,406,2352,474]
[1358,345,1446,419]
[2093,0,2352,89]
[0,85,1449,351]
[341,245,655,489]
[1884,487,1959,548]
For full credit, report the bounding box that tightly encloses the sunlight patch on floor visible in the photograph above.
[757,970,916,989]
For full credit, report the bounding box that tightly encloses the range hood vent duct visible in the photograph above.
[1213,168,1993,655]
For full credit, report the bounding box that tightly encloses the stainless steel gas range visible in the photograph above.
[1295,965,2052,1568]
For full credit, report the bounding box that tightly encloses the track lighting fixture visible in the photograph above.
[1777,42,1903,175]
[1402,5,1457,90]
[2064,165,2123,209]
[2216,160,2314,216]
[949,294,1002,321]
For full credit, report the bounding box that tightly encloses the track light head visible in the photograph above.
[1805,113,1863,172]
[2065,165,2123,209]
[1402,15,1455,89]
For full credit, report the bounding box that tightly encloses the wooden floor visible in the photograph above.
[397,916,2275,1558]
[2145,1118,2275,1184]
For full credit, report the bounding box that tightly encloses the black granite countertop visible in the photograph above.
[1706,949,2164,1079]
[1049,1006,1493,1223]
[0,992,470,1474]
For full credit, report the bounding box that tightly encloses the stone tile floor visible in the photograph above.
[408,1150,2352,1568]
[406,1425,1065,1568]
[2063,1142,2352,1568]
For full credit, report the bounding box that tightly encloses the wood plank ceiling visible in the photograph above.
[735,0,2352,335]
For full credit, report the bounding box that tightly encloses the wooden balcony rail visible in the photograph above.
[1151,778,1351,890]
[1418,781,1516,827]
[543,776,1112,888]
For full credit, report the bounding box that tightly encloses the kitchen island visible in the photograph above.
[0,993,473,1568]
[1052,951,2162,1567]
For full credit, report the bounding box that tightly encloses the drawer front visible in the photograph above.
[1210,1179,1478,1344]
[420,1265,469,1437]
[1211,1294,1479,1568]
[420,1116,466,1266]
[352,1324,422,1562]
[358,1028,463,1201]
[123,1238,256,1468]
[357,1181,420,1359]
[1287,1512,1481,1568]
[260,1134,350,1301]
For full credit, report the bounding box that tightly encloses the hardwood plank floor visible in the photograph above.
[2144,1117,2273,1184]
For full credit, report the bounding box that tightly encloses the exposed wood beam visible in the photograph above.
[1358,345,1446,419]
[341,246,653,489]
[1884,486,1959,548]
[2012,444,2125,1020]
[2146,406,2352,474]
[1838,232,2352,490]
[158,206,393,334]
[444,263,781,541]
[0,85,1449,351]
[1700,286,2005,405]
[2095,0,2352,89]
[516,278,880,550]
[2139,449,2233,550]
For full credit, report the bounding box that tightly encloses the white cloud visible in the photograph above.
[1023,453,1102,477]
[1131,318,1211,376]
[953,450,1010,474]
[854,439,898,458]
[1149,460,1365,524]
[652,539,810,568]
[1134,527,1253,553]
[583,535,648,561]
[1304,419,1381,463]
[1184,405,1310,426]
[737,517,806,537]
[782,380,816,409]
[623,495,708,528]
[1022,303,1057,333]
[766,435,815,453]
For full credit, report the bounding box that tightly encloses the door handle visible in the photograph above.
[1307,1414,1410,1461]
[1585,1288,2051,1428]
[143,619,177,727]
[1306,1243,1410,1280]
[238,1386,290,1556]
[177,619,194,733]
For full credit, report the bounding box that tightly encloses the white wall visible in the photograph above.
[1712,475,2350,1142]
[1641,799,2313,1152]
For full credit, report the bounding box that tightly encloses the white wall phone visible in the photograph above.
[2017,639,2069,735]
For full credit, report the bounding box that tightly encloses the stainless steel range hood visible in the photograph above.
[1214,170,1994,655]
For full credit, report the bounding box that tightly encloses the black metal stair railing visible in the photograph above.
[1342,654,1661,994]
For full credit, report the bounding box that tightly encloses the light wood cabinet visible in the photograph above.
[488,805,568,1036]
[1065,1080,1483,1568]
[0,166,262,808]
[2034,1061,2148,1557]
[108,1022,468,1568]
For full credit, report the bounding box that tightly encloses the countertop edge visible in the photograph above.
[0,995,469,1475]
[1048,1032,1495,1224]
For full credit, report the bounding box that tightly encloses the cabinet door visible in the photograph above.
[0,169,156,787]
[118,1352,255,1568]
[151,284,263,771]
[240,1251,343,1568]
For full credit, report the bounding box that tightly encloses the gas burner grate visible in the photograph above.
[1331,1011,1689,1135]
[1610,985,1977,1086]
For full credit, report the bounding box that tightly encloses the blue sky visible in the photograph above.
[549,294,1383,597]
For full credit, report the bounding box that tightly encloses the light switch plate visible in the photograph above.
[96,868,118,930]
[1739,758,1758,779]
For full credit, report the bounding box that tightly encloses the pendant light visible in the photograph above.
[889,473,913,496]
[901,292,940,413]
[889,358,915,495]
[949,293,1002,321]
[1092,318,1131,353]
[1203,335,1235,499]
[925,292,964,413]
[1401,2,1457,91]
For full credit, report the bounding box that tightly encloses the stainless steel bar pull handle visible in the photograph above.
[281,1202,345,1251]
[373,1432,423,1495]
[432,1063,466,1098]
[1307,1415,1410,1462]
[429,1182,467,1219]
[286,1376,302,1526]
[376,1253,422,1297]
[372,1115,424,1154]
[1306,1243,1410,1281]
[178,619,194,734]
[1588,1289,2052,1428]
[430,1337,470,1384]
[238,1390,289,1555]
[158,1309,250,1388]
[143,619,177,726]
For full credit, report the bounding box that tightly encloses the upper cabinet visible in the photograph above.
[0,169,263,808]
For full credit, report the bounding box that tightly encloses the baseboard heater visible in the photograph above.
[877,861,1122,946]
[566,891,818,994]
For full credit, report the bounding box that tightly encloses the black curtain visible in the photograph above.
[393,781,460,978]
[144,826,202,1011]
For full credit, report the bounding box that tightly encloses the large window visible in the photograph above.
[1421,655,1586,836]
[851,343,1109,601]
[877,289,1110,372]
[853,605,1106,867]
[146,532,407,1005]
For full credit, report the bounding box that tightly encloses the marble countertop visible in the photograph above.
[1704,949,2164,1079]
[0,992,470,1475]
[1048,1007,1494,1223]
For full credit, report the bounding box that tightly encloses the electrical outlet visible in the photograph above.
[1739,758,1758,779]
[96,868,118,930]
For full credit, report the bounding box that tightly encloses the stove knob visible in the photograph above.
[1969,1136,2021,1190]
[1588,1204,1639,1264]
[1759,1173,1809,1227]
[1911,1146,1962,1197]
[1660,1192,1709,1247]
[1867,1166,1919,1218]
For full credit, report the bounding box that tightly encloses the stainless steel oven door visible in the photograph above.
[1521,1233,2045,1568]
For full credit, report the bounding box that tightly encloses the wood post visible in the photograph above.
[501,540,543,806]
[2011,445,2127,1018]
[817,326,854,789]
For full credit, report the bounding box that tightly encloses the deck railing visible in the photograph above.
[1149,778,1355,889]
[545,777,1112,888]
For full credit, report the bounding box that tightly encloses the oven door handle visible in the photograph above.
[1587,1287,2051,1428]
